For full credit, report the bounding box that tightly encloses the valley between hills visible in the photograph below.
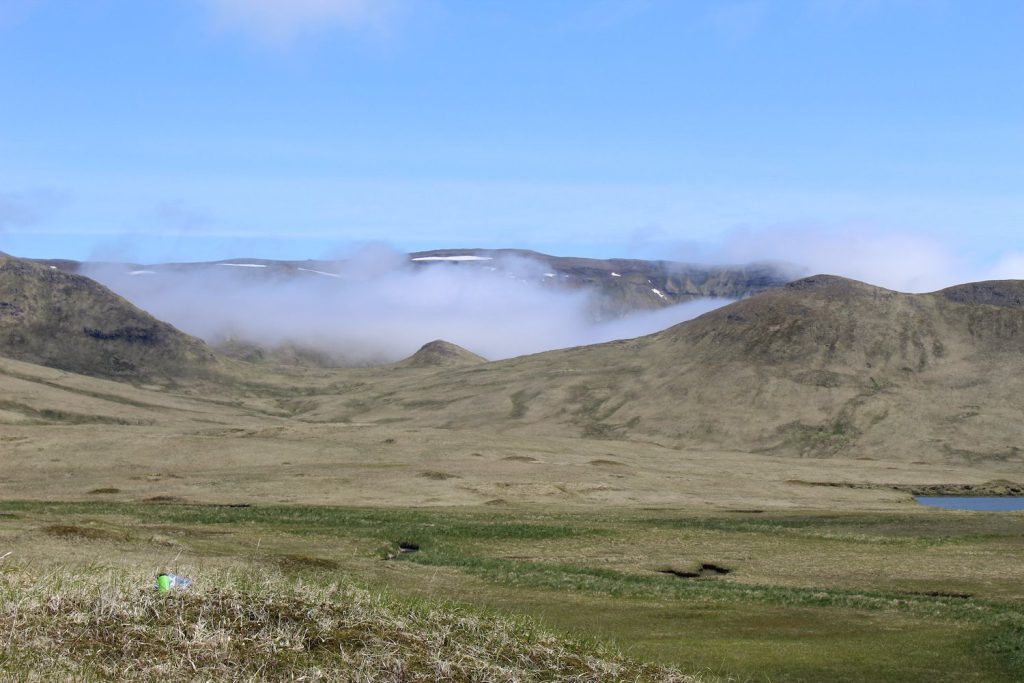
[1,251,1023,681]
[2,252,1021,508]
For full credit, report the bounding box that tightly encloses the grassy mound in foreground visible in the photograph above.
[0,565,701,682]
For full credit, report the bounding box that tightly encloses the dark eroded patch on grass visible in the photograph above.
[589,459,628,467]
[396,546,1024,679]
[657,564,731,579]
[418,471,460,480]
[42,524,127,542]
[502,455,538,463]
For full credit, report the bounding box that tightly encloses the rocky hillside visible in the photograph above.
[0,253,215,381]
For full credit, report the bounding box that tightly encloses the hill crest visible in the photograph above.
[938,280,1024,309]
[397,340,487,368]
[306,273,1024,463]
[0,254,215,380]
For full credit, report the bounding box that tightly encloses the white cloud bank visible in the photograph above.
[84,247,729,364]
[691,224,1021,293]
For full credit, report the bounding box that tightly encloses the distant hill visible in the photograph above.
[397,340,487,368]
[303,275,1024,464]
[0,253,215,381]
[213,338,356,368]
[6,248,1024,466]
[10,245,1024,466]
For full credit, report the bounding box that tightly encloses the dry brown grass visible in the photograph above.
[2,304,1023,513]
[0,563,705,682]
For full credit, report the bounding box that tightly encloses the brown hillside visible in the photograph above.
[0,254,215,381]
[397,340,487,368]
[295,275,1024,464]
[4,258,1024,467]
[937,280,1024,309]
[3,272,1023,508]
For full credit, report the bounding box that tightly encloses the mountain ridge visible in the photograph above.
[4,253,1024,468]
[0,253,215,381]
[291,273,1024,463]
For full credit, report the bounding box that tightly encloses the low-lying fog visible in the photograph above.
[85,247,729,364]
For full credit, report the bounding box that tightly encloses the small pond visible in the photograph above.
[916,496,1024,511]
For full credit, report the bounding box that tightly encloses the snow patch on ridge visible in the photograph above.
[298,268,341,278]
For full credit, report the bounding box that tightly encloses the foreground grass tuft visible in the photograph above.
[0,564,703,682]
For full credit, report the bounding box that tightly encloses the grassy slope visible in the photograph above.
[0,254,215,381]
[3,269,1024,680]
[6,260,1024,471]
[396,340,488,368]
[1,501,1021,682]
[2,353,1020,510]
[0,563,699,682]
[215,276,1024,468]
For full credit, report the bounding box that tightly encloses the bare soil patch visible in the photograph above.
[42,524,126,541]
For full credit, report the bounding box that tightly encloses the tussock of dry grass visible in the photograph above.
[0,564,703,682]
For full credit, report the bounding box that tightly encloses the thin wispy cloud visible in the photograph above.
[150,200,215,234]
[0,193,37,232]
[0,189,68,232]
[197,0,408,46]
[705,224,972,293]
[988,253,1024,281]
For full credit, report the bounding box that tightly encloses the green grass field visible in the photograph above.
[2,501,1021,681]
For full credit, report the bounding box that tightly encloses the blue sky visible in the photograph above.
[1,0,1022,288]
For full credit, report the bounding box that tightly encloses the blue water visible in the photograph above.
[916,496,1024,511]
